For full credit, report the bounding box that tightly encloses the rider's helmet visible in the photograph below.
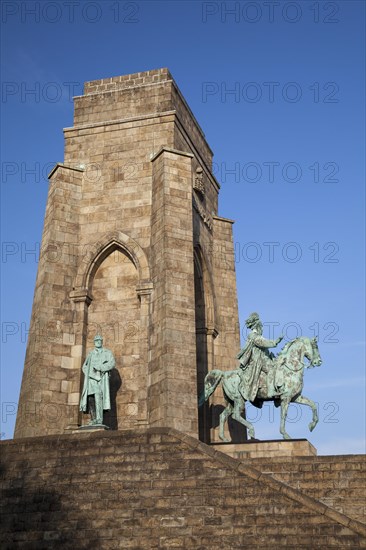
[245,312,260,329]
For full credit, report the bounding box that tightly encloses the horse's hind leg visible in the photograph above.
[294,394,319,432]
[219,401,233,442]
[232,399,255,439]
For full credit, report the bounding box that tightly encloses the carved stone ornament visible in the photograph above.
[192,194,213,231]
[193,166,205,197]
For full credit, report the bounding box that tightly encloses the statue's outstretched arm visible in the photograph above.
[252,334,282,348]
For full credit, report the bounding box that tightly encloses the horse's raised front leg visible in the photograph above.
[294,394,319,432]
[219,401,233,442]
[280,397,291,439]
[232,399,255,439]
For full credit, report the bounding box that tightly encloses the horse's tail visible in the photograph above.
[198,370,224,407]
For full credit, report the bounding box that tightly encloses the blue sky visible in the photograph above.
[1,0,365,454]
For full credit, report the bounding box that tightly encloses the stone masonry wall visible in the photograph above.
[149,149,198,436]
[1,429,365,549]
[248,454,366,525]
[14,166,84,438]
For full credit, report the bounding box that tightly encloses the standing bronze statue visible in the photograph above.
[79,335,115,427]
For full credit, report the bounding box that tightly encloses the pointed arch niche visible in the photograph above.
[70,233,152,430]
[194,246,218,443]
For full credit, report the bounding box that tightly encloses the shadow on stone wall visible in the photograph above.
[104,368,122,430]
[0,460,101,549]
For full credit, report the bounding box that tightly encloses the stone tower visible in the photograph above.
[14,68,241,441]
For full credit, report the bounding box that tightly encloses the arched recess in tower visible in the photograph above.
[194,246,217,443]
[86,246,142,430]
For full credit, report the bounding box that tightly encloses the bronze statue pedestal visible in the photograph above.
[76,424,110,433]
[212,438,317,459]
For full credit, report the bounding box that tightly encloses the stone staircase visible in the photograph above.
[1,429,365,549]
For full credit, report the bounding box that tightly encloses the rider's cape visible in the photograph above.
[237,332,279,403]
[236,336,260,402]
[236,339,254,369]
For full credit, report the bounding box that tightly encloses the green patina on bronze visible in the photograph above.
[80,334,116,427]
[199,312,322,441]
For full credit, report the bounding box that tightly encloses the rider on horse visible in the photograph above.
[201,316,322,440]
[237,312,283,402]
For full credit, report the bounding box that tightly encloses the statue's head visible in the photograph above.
[94,334,103,348]
[245,312,262,333]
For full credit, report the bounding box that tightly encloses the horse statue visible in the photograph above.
[199,336,322,440]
